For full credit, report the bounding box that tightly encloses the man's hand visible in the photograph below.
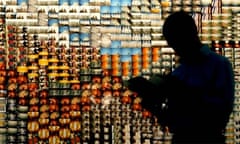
[127,76,154,95]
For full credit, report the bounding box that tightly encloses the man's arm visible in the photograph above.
[202,58,235,127]
[127,75,170,124]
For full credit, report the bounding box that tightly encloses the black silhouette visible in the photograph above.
[127,11,235,144]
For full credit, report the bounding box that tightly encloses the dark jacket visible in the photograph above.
[127,45,234,143]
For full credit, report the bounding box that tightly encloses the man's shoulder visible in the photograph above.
[208,50,230,64]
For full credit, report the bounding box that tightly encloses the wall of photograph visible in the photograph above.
[0,0,239,143]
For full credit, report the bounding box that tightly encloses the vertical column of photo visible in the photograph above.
[0,2,6,143]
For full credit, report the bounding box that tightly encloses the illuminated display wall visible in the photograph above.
[0,0,239,143]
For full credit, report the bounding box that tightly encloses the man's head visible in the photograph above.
[162,11,201,59]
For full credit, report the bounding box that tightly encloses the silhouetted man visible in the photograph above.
[127,11,234,144]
